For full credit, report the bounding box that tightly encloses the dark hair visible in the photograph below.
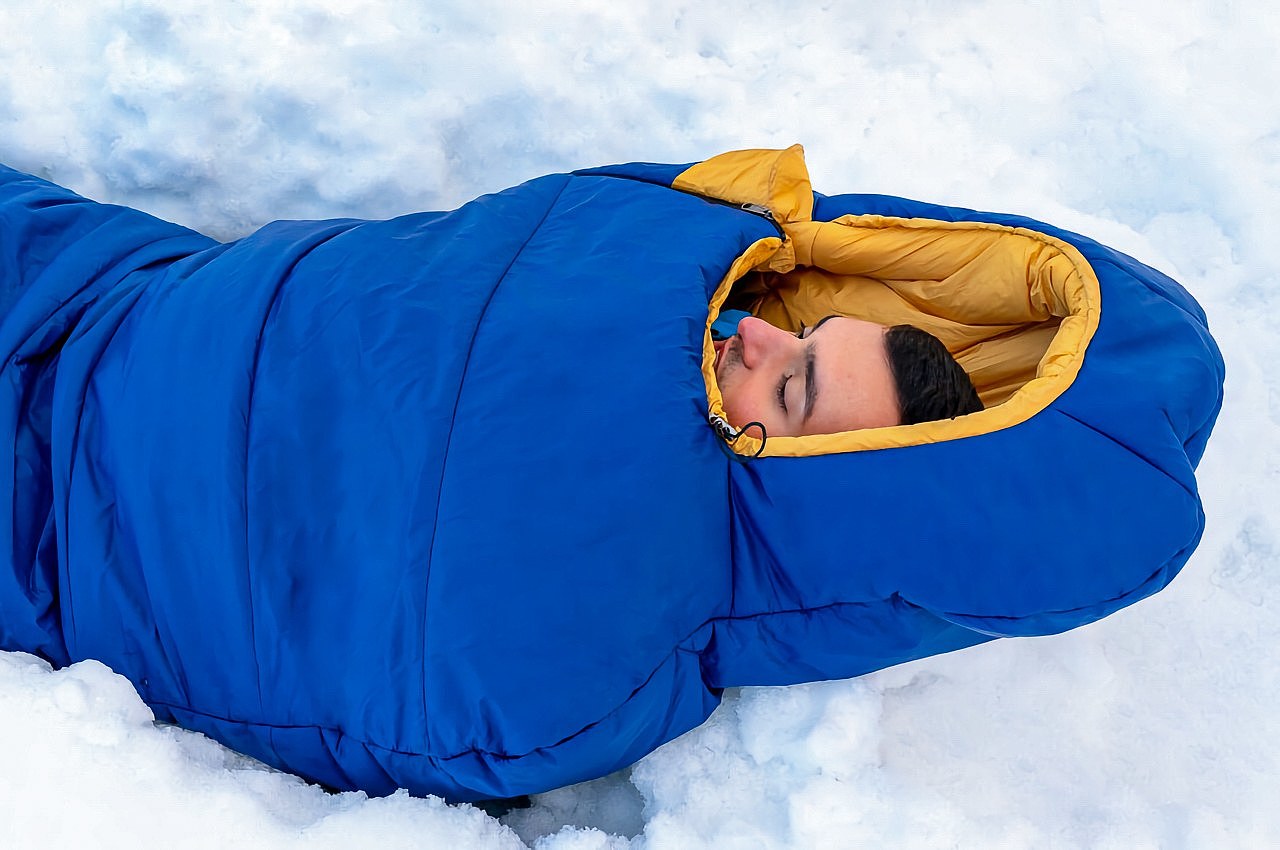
[884,325,983,425]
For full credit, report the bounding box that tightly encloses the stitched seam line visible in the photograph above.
[50,239,208,650]
[418,179,570,753]
[936,529,1201,624]
[148,641,708,764]
[242,226,354,713]
[1056,408,1197,501]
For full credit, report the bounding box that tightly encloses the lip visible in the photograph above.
[713,335,741,379]
[713,336,732,376]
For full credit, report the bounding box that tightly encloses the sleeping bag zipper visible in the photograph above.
[735,202,785,238]
[673,187,787,239]
[691,192,782,456]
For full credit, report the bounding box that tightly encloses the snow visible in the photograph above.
[2,0,1277,846]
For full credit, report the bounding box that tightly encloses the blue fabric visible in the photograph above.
[0,160,1223,801]
[711,308,750,340]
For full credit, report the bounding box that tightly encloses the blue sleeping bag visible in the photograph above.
[0,147,1223,801]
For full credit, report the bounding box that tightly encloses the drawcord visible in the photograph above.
[709,413,768,461]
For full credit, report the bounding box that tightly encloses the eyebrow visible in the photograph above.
[802,345,818,424]
[800,315,837,424]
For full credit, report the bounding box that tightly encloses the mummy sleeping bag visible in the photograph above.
[0,146,1223,801]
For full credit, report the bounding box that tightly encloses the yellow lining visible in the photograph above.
[682,147,1103,458]
[674,144,814,224]
[702,237,785,418]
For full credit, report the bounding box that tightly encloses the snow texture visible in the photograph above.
[2,1,1277,847]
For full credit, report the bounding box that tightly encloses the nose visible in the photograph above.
[735,316,793,369]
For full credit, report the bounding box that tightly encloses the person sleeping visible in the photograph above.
[713,311,983,438]
[0,144,1220,805]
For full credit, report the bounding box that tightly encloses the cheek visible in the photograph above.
[719,374,772,429]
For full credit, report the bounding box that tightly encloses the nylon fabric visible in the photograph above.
[0,148,1224,801]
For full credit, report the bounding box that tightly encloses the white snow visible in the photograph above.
[2,1,1277,847]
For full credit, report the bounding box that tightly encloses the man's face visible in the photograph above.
[714,316,901,437]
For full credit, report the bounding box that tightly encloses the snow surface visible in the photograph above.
[1,1,1276,847]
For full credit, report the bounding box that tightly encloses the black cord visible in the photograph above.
[714,419,768,463]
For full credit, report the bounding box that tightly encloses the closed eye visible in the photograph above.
[797,315,838,422]
[776,375,791,412]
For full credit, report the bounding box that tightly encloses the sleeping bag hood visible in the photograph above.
[0,146,1224,801]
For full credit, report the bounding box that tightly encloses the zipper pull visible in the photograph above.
[739,203,785,237]
[708,412,740,441]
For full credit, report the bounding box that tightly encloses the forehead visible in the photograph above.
[820,316,887,346]
[809,317,899,432]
